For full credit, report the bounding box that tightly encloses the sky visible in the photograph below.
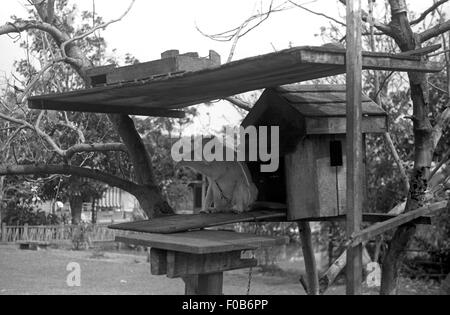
[0,0,449,135]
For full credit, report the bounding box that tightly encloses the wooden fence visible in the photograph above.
[0,223,126,243]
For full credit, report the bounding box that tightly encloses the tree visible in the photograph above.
[0,0,177,220]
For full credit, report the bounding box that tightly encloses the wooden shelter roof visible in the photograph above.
[273,84,386,117]
[28,46,442,117]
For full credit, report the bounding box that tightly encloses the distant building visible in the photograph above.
[94,187,140,213]
[40,187,141,224]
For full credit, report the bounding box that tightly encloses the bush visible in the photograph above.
[3,201,60,226]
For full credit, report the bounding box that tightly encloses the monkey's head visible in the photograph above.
[176,160,215,177]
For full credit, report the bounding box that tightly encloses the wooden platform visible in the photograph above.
[116,230,288,255]
[110,210,287,234]
[28,46,441,117]
[109,209,432,235]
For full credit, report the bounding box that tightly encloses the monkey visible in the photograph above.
[178,160,259,214]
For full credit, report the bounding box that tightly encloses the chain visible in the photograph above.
[246,251,256,296]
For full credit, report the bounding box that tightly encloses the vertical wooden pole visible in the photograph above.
[183,276,200,295]
[183,273,224,295]
[23,223,29,241]
[298,222,320,295]
[1,222,6,242]
[346,0,364,295]
[198,273,223,295]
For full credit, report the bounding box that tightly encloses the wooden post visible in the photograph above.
[23,223,29,241]
[346,0,364,295]
[298,222,319,295]
[183,273,224,295]
[1,222,6,242]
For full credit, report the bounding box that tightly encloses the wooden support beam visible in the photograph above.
[150,248,168,275]
[396,44,441,57]
[29,99,186,118]
[295,213,432,225]
[349,201,449,247]
[319,247,372,294]
[183,273,224,295]
[346,0,364,296]
[165,251,257,279]
[298,222,319,295]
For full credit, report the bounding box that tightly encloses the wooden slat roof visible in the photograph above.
[28,46,442,117]
[274,85,386,117]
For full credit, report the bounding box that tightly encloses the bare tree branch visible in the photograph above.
[65,143,127,160]
[429,147,450,181]
[60,0,135,59]
[289,1,346,26]
[18,58,66,103]
[384,133,410,192]
[196,1,290,62]
[224,96,252,112]
[0,111,127,160]
[410,0,449,26]
[0,164,139,194]
[59,112,86,144]
[338,0,394,35]
[433,106,450,148]
[0,20,69,43]
[420,19,450,43]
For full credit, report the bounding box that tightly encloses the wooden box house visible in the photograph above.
[242,85,388,221]
[87,49,221,87]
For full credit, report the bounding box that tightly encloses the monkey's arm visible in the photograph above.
[202,178,214,212]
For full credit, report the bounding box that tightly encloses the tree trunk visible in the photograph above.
[380,0,434,295]
[69,195,83,225]
[0,176,4,224]
[77,65,173,218]
[91,199,97,224]
[107,115,173,218]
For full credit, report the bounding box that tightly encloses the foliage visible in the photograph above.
[1,179,60,225]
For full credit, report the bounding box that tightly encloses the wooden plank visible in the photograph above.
[182,273,224,296]
[86,65,116,77]
[286,139,320,220]
[30,100,186,118]
[150,248,168,275]
[198,273,224,295]
[183,276,200,295]
[346,0,364,296]
[298,222,319,295]
[166,251,257,278]
[319,247,372,294]
[315,136,342,217]
[295,213,432,224]
[106,53,220,84]
[299,47,441,71]
[305,116,388,135]
[115,230,288,255]
[287,99,385,116]
[109,210,287,234]
[349,201,449,247]
[28,46,441,115]
[396,44,441,57]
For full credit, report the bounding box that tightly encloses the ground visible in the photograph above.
[0,245,443,295]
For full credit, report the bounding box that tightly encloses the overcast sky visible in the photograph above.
[0,0,448,135]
